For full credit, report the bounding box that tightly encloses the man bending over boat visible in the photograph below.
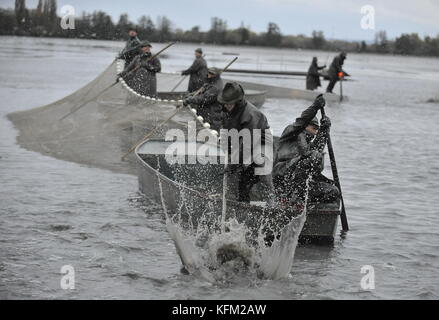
[118,41,161,97]
[219,82,275,205]
[183,67,224,131]
[273,95,339,204]
[326,52,349,93]
[181,48,208,93]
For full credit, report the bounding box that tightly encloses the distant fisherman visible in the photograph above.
[219,82,274,204]
[183,67,223,131]
[326,52,349,93]
[273,95,339,204]
[306,57,326,91]
[118,27,141,65]
[118,41,161,97]
[181,48,208,93]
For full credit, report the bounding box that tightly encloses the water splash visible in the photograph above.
[158,157,309,283]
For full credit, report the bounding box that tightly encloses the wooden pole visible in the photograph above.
[321,107,349,231]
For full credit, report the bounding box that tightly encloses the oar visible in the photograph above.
[60,42,176,121]
[321,107,349,231]
[121,106,183,161]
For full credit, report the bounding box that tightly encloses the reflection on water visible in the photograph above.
[1,36,439,299]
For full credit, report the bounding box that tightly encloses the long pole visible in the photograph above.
[321,107,349,231]
[60,42,176,121]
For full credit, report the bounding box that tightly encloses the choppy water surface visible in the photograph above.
[1,36,439,299]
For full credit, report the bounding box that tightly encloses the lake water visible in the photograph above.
[1,36,438,299]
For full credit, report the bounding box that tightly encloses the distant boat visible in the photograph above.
[222,52,240,56]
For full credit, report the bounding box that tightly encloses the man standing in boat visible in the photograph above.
[219,82,275,204]
[118,27,142,66]
[326,52,349,93]
[118,41,161,97]
[181,48,208,93]
[306,57,326,91]
[183,67,224,131]
[273,95,339,204]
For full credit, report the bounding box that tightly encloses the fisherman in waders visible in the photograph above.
[181,48,208,93]
[183,67,224,131]
[118,27,141,66]
[326,52,349,93]
[306,57,326,91]
[118,41,161,97]
[272,95,339,204]
[219,82,275,205]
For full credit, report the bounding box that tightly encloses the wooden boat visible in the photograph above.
[135,139,341,245]
[157,90,266,109]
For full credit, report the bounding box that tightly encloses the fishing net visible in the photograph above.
[8,60,211,175]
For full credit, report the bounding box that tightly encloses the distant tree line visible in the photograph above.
[1,0,439,57]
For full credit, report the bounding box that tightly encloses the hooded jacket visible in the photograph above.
[222,100,271,167]
[306,58,325,90]
[273,102,328,178]
[328,54,347,80]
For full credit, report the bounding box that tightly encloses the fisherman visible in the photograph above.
[183,67,224,131]
[306,57,326,91]
[326,52,349,93]
[181,48,208,93]
[273,95,339,204]
[118,27,142,65]
[219,82,275,204]
[118,41,161,97]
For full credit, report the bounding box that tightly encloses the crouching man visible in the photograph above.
[219,82,275,205]
[273,95,340,204]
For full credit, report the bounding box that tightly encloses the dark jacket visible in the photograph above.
[222,100,273,203]
[182,56,208,92]
[222,100,271,165]
[273,103,327,178]
[121,52,161,97]
[119,36,141,65]
[328,55,347,80]
[306,60,325,90]
[187,75,224,131]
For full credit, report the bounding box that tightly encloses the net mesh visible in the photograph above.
[8,60,210,175]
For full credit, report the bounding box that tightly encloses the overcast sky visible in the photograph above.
[1,0,438,41]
